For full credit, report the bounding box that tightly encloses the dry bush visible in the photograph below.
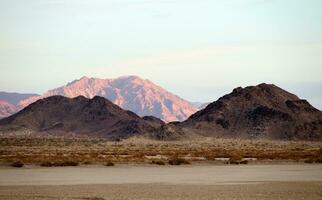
[40,161,54,167]
[60,161,79,166]
[11,161,24,168]
[104,161,115,166]
[151,160,166,165]
[229,152,243,160]
[239,160,248,164]
[228,158,240,165]
[227,151,244,164]
[1,136,321,165]
[82,160,92,165]
[304,159,314,163]
[168,156,190,165]
[305,157,322,163]
[40,160,79,167]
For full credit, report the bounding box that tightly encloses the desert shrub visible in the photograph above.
[304,159,314,164]
[11,161,24,168]
[81,197,106,200]
[83,161,92,165]
[104,161,115,166]
[229,152,243,160]
[40,161,54,167]
[40,161,79,167]
[59,161,79,166]
[239,160,248,164]
[146,152,157,156]
[204,153,215,161]
[318,147,322,156]
[151,160,165,165]
[228,158,240,165]
[168,157,190,165]
[227,152,244,164]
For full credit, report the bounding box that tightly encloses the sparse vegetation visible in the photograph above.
[104,161,115,166]
[151,160,166,165]
[304,159,314,164]
[83,161,92,165]
[60,161,79,166]
[227,152,247,164]
[11,161,24,168]
[40,161,79,167]
[168,156,190,165]
[0,136,321,166]
[228,158,240,165]
[239,160,248,164]
[40,161,54,167]
[304,158,322,164]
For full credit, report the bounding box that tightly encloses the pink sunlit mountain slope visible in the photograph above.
[0,92,40,119]
[19,76,198,122]
[0,100,17,119]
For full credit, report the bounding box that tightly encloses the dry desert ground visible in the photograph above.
[0,136,322,199]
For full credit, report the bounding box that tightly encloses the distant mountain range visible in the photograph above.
[0,83,321,140]
[0,100,17,119]
[0,76,198,122]
[0,92,40,118]
[191,102,210,110]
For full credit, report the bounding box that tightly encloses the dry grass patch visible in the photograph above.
[0,136,321,165]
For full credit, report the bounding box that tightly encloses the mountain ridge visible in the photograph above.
[0,92,40,119]
[176,83,322,140]
[0,83,321,140]
[1,76,198,122]
[0,95,164,140]
[0,100,17,119]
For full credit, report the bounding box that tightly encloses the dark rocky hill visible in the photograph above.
[1,83,321,141]
[0,95,162,140]
[179,83,322,140]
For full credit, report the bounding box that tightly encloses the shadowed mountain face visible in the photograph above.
[1,83,321,141]
[0,96,164,139]
[178,83,322,140]
[19,76,197,122]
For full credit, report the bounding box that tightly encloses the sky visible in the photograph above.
[0,0,321,109]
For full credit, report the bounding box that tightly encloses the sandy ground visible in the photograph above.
[0,164,321,199]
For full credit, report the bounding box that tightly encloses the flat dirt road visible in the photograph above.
[0,164,321,200]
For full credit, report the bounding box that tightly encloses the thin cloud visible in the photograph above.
[116,46,242,68]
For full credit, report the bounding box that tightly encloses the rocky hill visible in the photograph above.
[1,83,321,141]
[0,95,163,140]
[176,83,322,140]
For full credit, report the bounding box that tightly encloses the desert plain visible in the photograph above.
[0,135,321,200]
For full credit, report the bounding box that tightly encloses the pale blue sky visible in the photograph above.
[0,0,321,108]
